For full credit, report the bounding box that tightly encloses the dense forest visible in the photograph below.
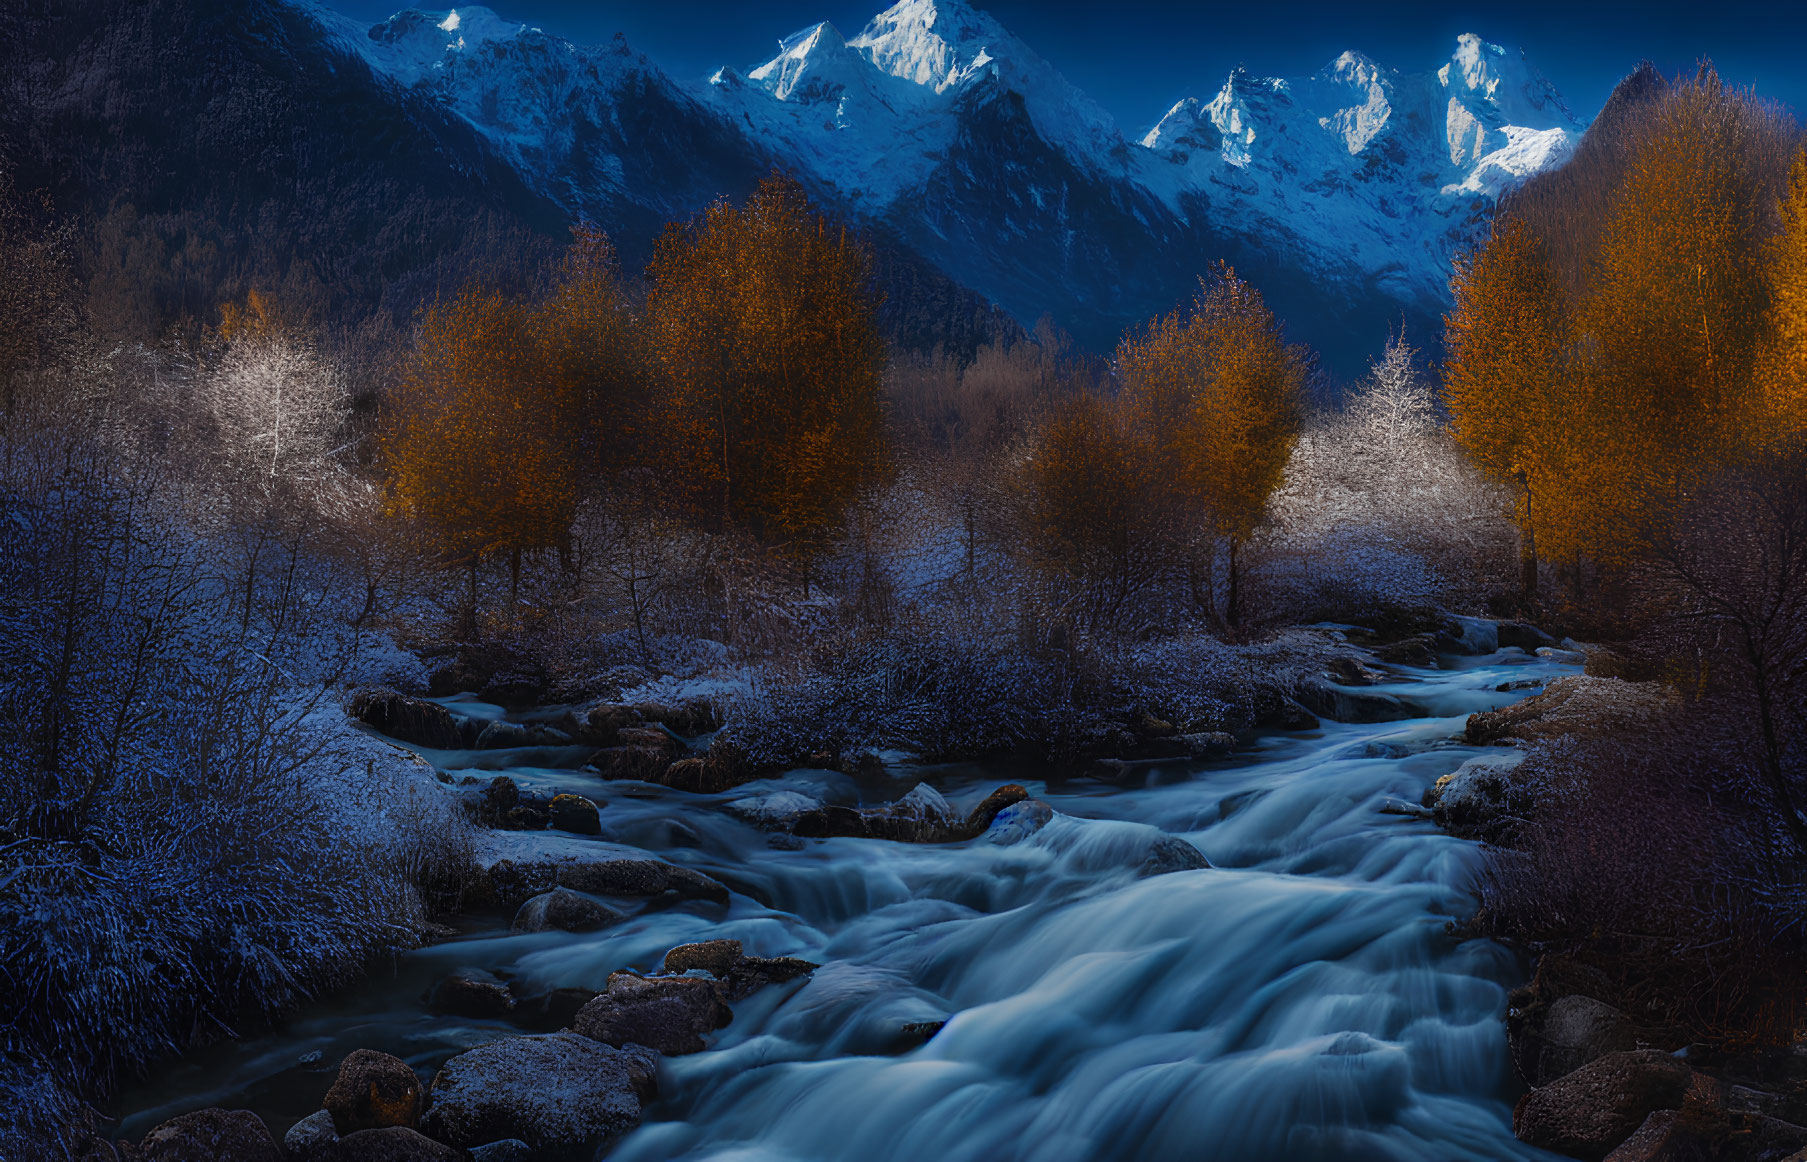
[2,57,1806,1162]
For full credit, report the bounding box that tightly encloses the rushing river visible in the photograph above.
[115,645,1572,1161]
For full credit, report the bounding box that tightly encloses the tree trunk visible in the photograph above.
[1518,471,1539,607]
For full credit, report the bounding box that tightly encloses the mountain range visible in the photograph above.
[0,0,1592,373]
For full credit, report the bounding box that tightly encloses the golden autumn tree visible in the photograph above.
[1117,266,1307,624]
[1576,71,1791,522]
[1443,217,1570,601]
[644,174,888,570]
[1018,391,1170,631]
[381,286,580,624]
[532,225,646,483]
[1759,148,1807,444]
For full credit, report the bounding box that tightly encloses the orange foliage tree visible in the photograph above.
[1760,149,1807,444]
[644,174,888,570]
[381,286,580,622]
[1443,218,1571,601]
[1117,266,1307,623]
[533,225,645,482]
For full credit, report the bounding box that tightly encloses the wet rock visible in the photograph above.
[1295,680,1420,724]
[720,955,818,1003]
[1439,616,1500,655]
[548,794,602,836]
[419,1033,654,1160]
[511,888,621,934]
[482,856,729,910]
[1498,621,1557,651]
[516,987,601,1032]
[473,720,530,749]
[323,1127,466,1162]
[284,1110,338,1160]
[499,805,548,831]
[727,791,822,828]
[1255,694,1321,731]
[1537,646,1589,666]
[1376,635,1440,668]
[590,743,678,782]
[791,784,1028,844]
[1529,995,1643,1086]
[1514,1049,1692,1160]
[1176,732,1236,760]
[431,968,516,1019]
[467,1143,532,1162]
[987,800,1054,845]
[900,1020,946,1045]
[662,939,743,978]
[574,703,644,747]
[1426,753,1529,838]
[1323,656,1388,686]
[347,688,463,750]
[572,973,733,1055]
[132,1109,283,1162]
[1139,836,1212,877]
[324,1050,421,1134]
[767,833,807,850]
[634,699,721,736]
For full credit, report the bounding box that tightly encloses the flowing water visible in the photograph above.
[115,646,1571,1161]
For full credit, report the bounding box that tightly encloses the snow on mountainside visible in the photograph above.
[286,0,1590,368]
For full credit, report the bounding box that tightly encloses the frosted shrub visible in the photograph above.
[1257,332,1513,619]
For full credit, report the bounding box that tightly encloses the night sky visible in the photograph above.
[322,0,1807,131]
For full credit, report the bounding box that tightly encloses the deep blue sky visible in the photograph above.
[326,1,1807,131]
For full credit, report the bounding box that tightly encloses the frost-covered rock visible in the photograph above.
[1464,676,1677,746]
[283,1109,339,1159]
[472,833,730,908]
[988,800,1054,845]
[419,1033,655,1159]
[726,791,823,827]
[1536,646,1588,666]
[1427,752,1527,836]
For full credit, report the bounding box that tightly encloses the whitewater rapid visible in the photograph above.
[116,647,1571,1161]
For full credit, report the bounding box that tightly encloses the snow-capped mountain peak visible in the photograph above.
[748,22,859,103]
[329,4,535,86]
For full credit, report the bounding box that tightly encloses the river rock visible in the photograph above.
[431,968,516,1019]
[548,794,602,836]
[573,973,734,1055]
[283,1110,338,1160]
[1536,646,1589,666]
[481,855,729,910]
[791,784,1029,844]
[574,703,644,746]
[634,698,721,735]
[1530,995,1643,1086]
[511,888,621,934]
[473,720,530,749]
[726,791,822,828]
[1514,1049,1692,1159]
[1498,622,1557,651]
[720,955,819,1002]
[347,688,464,750]
[131,1109,284,1162]
[987,800,1054,845]
[419,1033,655,1160]
[323,1127,466,1162]
[1140,836,1212,877]
[1426,753,1528,838]
[324,1050,421,1134]
[662,939,743,978]
[1376,635,1440,668]
[1295,680,1420,724]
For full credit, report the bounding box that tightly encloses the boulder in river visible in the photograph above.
[987,800,1054,845]
[1465,676,1676,746]
[346,688,465,750]
[511,888,621,934]
[1140,836,1212,876]
[283,1110,338,1160]
[662,939,743,978]
[548,794,603,835]
[419,1033,655,1160]
[572,972,735,1055]
[791,784,1031,844]
[1514,1049,1691,1159]
[431,968,517,1019]
[129,1108,284,1162]
[324,1049,421,1134]
[1295,679,1421,724]
[1497,621,1557,651]
[479,854,729,911]
[1425,753,1529,839]
[657,939,818,1002]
